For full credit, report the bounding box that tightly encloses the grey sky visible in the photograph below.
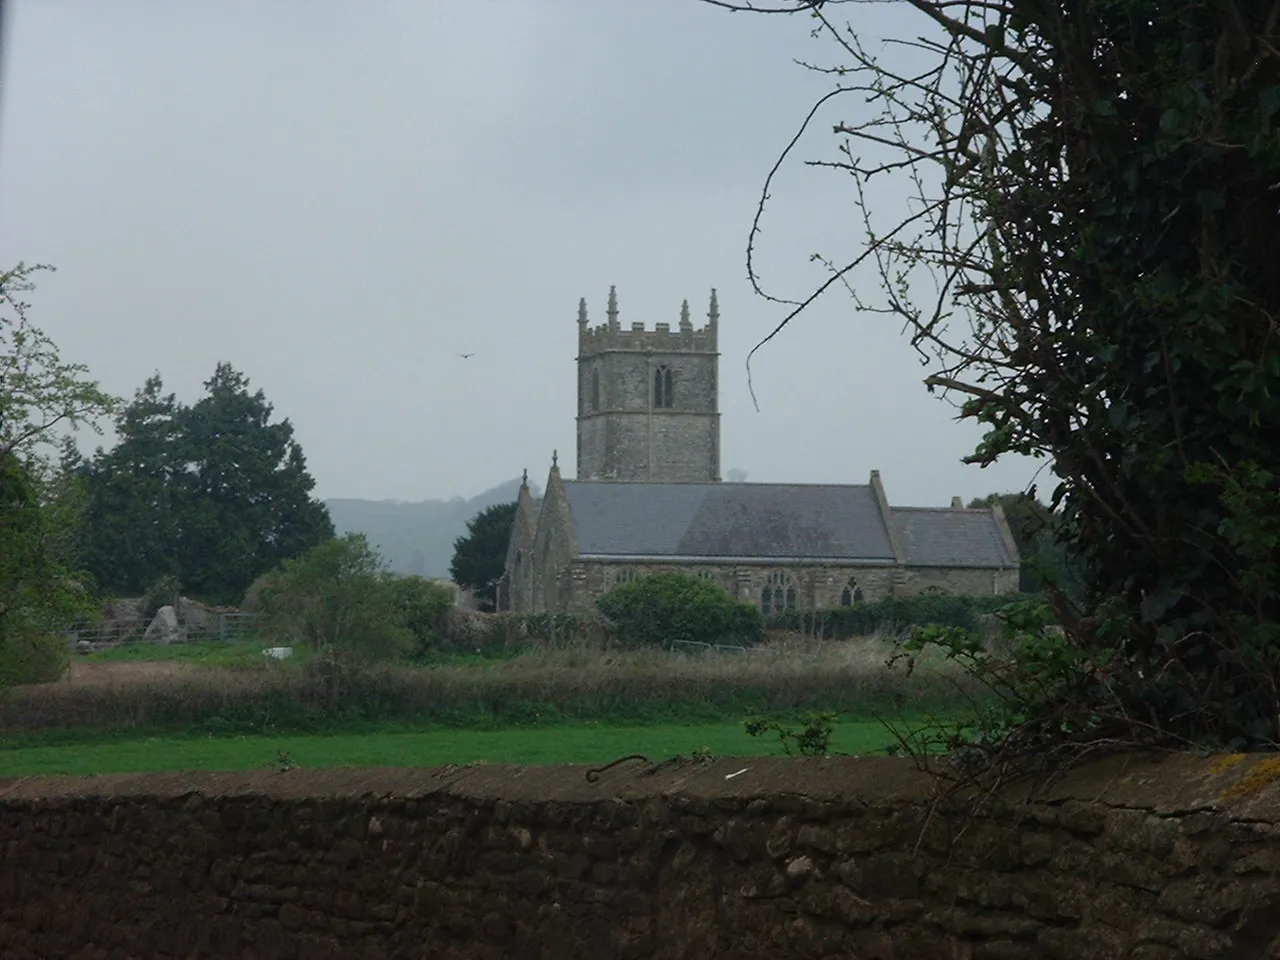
[1,1,1044,506]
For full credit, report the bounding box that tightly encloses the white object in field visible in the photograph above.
[262,646,294,660]
[725,768,749,780]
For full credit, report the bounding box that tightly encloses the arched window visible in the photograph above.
[591,369,600,411]
[840,579,865,607]
[613,567,636,588]
[761,571,797,617]
[653,365,673,408]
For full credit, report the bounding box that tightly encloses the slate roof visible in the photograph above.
[892,507,1016,568]
[560,481,897,562]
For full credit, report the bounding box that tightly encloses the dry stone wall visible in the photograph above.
[3,754,1280,959]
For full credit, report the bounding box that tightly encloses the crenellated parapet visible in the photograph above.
[577,286,719,355]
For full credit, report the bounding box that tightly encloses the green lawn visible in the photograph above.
[0,719,910,777]
[82,637,297,670]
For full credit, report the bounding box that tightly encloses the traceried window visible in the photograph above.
[840,579,865,607]
[761,571,797,617]
[591,369,600,411]
[653,365,673,408]
[613,567,636,588]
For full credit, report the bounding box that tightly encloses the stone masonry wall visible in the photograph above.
[576,346,720,483]
[4,754,1280,959]
[575,561,1015,614]
[896,566,1020,598]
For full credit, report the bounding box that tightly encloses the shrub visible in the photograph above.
[387,575,456,658]
[596,571,763,649]
[0,629,68,686]
[745,710,838,757]
[255,534,413,671]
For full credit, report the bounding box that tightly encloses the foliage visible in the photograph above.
[0,630,68,687]
[386,574,457,658]
[449,501,517,611]
[441,610,617,655]
[85,363,334,603]
[707,1,1280,753]
[254,534,413,676]
[885,599,1101,760]
[766,593,1013,639]
[1,264,118,688]
[0,264,119,462]
[967,492,1082,599]
[596,571,764,649]
[141,574,183,622]
[744,711,838,757]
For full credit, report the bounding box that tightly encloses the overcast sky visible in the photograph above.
[0,1,1044,506]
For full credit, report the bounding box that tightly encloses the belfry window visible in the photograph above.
[591,369,600,411]
[653,365,673,408]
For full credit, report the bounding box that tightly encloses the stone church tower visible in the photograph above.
[575,286,720,482]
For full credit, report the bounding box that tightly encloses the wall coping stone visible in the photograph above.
[3,753,1278,818]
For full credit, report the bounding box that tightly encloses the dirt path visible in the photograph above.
[33,660,197,689]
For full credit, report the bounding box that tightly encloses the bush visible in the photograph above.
[0,630,68,686]
[255,534,413,670]
[597,571,763,649]
[387,575,456,658]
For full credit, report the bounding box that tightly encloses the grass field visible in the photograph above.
[5,634,975,736]
[0,632,967,775]
[81,637,303,671]
[0,718,914,777]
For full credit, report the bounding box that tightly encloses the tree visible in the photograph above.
[704,2,1280,749]
[84,375,183,593]
[253,535,417,699]
[175,363,333,601]
[0,263,119,684]
[967,491,1080,597]
[449,501,517,611]
[85,363,334,602]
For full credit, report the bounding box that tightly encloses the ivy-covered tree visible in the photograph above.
[86,363,333,602]
[449,501,516,611]
[706,2,1280,751]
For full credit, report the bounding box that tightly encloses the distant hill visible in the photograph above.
[325,477,535,578]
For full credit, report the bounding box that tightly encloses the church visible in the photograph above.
[496,287,1021,615]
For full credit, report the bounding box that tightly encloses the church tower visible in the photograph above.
[576,286,721,483]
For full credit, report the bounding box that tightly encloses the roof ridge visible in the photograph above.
[893,505,987,513]
[561,479,872,490]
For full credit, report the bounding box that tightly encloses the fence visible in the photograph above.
[668,639,822,660]
[62,612,263,647]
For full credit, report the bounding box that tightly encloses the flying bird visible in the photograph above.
[459,353,475,359]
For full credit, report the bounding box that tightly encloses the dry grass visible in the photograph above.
[0,633,979,734]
